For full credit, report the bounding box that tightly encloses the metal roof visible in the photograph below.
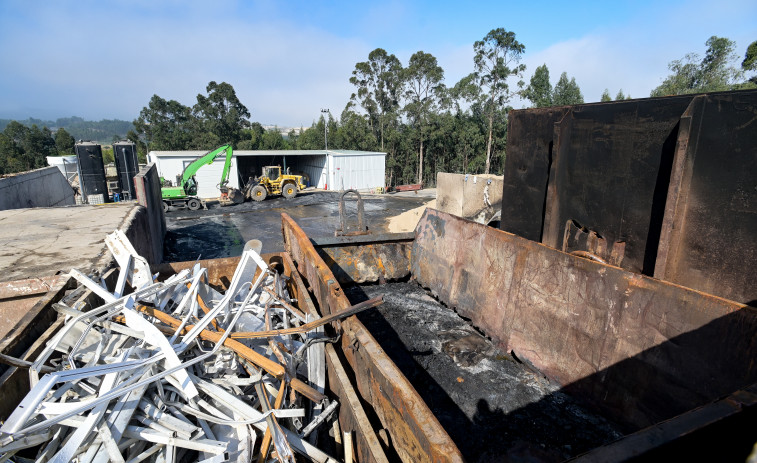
[149,149,386,157]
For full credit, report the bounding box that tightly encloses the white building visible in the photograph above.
[148,149,386,199]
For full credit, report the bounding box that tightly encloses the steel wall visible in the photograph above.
[412,208,757,431]
[501,90,757,304]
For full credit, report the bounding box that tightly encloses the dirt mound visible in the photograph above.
[387,199,436,232]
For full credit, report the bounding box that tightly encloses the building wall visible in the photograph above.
[328,154,385,191]
[0,167,75,211]
[151,151,386,196]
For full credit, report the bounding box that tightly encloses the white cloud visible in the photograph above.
[516,0,757,106]
[1,0,755,125]
[0,2,370,126]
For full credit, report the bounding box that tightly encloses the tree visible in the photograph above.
[615,89,626,100]
[470,28,525,174]
[237,122,265,150]
[349,49,403,150]
[102,146,115,164]
[553,72,584,105]
[743,40,757,85]
[744,40,757,71]
[335,110,378,151]
[134,95,194,150]
[601,89,612,102]
[651,36,746,96]
[54,128,75,155]
[24,126,57,168]
[0,133,23,174]
[193,81,251,148]
[524,64,553,108]
[403,51,445,184]
[259,129,290,150]
[296,117,327,150]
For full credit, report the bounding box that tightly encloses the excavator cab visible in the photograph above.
[184,176,198,196]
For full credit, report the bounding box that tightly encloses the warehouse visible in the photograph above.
[148,149,386,199]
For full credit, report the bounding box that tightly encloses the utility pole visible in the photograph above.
[320,108,330,150]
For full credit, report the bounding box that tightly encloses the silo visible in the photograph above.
[74,141,108,204]
[113,141,139,200]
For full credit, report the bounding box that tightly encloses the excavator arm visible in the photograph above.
[179,144,233,195]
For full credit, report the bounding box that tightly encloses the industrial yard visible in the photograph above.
[0,90,755,462]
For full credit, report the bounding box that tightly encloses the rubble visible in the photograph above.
[0,230,379,462]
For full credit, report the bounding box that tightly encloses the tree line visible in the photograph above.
[0,123,76,175]
[0,117,133,144]
[132,33,754,188]
[1,33,754,182]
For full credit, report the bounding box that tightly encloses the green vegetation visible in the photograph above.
[0,117,133,144]
[0,122,64,175]
[2,32,755,184]
[523,64,553,108]
[651,36,756,96]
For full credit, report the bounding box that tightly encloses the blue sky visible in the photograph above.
[0,0,755,127]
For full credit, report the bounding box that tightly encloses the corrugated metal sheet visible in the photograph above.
[193,157,240,198]
[328,153,385,191]
[295,155,328,189]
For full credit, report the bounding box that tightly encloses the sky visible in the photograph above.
[0,0,755,128]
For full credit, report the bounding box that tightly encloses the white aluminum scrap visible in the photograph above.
[0,230,339,463]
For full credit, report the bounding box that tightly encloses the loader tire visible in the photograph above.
[251,185,267,202]
[282,183,297,199]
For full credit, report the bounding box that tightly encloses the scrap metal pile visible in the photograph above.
[0,231,379,462]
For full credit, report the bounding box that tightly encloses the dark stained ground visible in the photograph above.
[163,191,429,262]
[347,281,624,463]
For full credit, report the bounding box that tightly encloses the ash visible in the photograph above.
[347,281,623,462]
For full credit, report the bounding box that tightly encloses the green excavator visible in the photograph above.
[160,144,244,211]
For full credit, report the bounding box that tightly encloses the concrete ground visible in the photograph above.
[0,203,137,282]
[164,190,434,262]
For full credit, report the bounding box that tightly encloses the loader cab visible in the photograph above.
[262,166,281,180]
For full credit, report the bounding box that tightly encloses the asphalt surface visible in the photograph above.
[163,190,430,262]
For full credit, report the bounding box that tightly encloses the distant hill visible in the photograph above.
[0,117,134,145]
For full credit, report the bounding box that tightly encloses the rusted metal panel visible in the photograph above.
[541,96,695,275]
[0,277,73,364]
[654,91,757,304]
[503,90,757,304]
[0,275,69,341]
[501,106,570,241]
[325,344,390,463]
[573,382,757,462]
[317,241,412,285]
[281,212,464,463]
[0,275,68,300]
[154,255,242,290]
[394,184,422,192]
[412,209,757,430]
[0,271,112,421]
